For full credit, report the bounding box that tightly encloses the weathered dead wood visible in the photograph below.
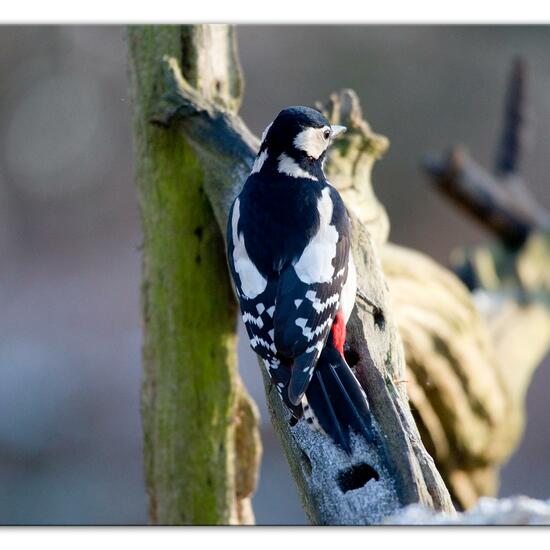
[381,243,516,507]
[317,90,518,508]
[424,58,550,248]
[317,91,390,247]
[417,57,550,508]
[453,231,550,413]
[151,48,454,523]
[315,64,549,510]
[424,146,549,248]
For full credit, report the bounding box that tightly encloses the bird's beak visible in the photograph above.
[330,125,347,139]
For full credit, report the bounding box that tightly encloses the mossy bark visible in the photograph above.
[127,25,260,525]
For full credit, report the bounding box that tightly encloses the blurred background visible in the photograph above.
[0,25,549,525]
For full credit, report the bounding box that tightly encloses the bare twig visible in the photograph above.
[424,59,550,247]
[495,57,529,177]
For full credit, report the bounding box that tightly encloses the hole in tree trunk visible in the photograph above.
[373,308,385,330]
[344,345,360,367]
[337,463,379,493]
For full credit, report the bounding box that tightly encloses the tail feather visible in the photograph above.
[328,358,372,428]
[325,362,373,441]
[306,368,351,452]
[304,343,373,454]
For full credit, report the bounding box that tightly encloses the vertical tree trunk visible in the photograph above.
[127,25,260,525]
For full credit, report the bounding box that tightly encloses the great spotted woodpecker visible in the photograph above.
[227,106,372,453]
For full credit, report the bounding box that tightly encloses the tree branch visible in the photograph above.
[423,59,550,248]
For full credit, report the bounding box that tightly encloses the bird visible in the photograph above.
[226,106,373,453]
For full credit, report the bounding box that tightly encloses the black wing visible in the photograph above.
[227,198,276,358]
[273,187,351,405]
[226,197,300,415]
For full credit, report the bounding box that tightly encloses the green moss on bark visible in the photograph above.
[128,26,240,525]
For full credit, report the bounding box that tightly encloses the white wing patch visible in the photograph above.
[242,311,264,329]
[305,340,324,355]
[311,292,340,313]
[295,315,333,342]
[250,335,277,354]
[293,125,330,159]
[231,199,267,299]
[294,187,339,284]
[305,290,317,301]
[304,286,340,312]
[277,153,317,181]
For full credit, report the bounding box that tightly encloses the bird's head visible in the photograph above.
[251,106,346,180]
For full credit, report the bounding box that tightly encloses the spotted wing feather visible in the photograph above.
[227,199,301,416]
[273,188,351,405]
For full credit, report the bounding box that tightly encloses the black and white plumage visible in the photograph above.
[227,106,372,452]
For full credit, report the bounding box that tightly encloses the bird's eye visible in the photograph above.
[323,129,331,140]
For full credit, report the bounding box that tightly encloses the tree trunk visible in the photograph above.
[127,25,261,525]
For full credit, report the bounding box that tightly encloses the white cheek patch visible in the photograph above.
[293,125,330,159]
[277,153,317,181]
[251,148,268,174]
[231,199,268,299]
[293,187,339,284]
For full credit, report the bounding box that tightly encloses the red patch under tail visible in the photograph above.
[331,311,346,357]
